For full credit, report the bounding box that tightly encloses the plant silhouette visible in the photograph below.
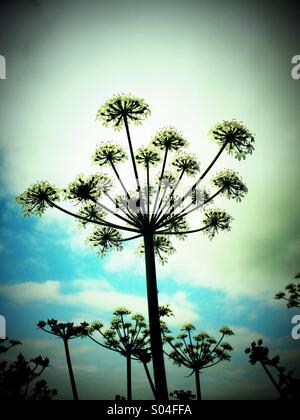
[170,389,196,401]
[37,319,86,400]
[245,339,300,400]
[132,347,156,398]
[17,94,254,399]
[275,272,300,308]
[82,307,152,400]
[115,394,126,400]
[163,324,234,400]
[0,338,57,400]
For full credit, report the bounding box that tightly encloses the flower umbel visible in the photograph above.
[96,94,151,131]
[164,323,234,370]
[64,174,105,203]
[209,120,255,160]
[93,143,127,166]
[163,215,189,240]
[88,226,123,256]
[76,203,107,227]
[202,209,233,239]
[172,153,200,176]
[152,127,188,151]
[37,319,87,340]
[16,181,59,217]
[135,146,161,167]
[212,169,248,202]
[138,236,176,265]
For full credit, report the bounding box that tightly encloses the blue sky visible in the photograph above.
[0,0,300,400]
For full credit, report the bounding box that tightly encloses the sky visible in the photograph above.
[0,0,300,400]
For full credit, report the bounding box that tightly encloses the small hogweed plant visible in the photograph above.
[163,324,234,400]
[37,319,87,400]
[0,338,57,400]
[17,94,254,399]
[245,339,300,400]
[81,305,172,399]
[82,307,151,401]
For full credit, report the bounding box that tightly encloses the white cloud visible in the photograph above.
[35,208,92,255]
[228,326,268,354]
[104,247,144,274]
[156,229,298,300]
[0,279,199,326]
[100,236,283,299]
[159,291,200,326]
[0,280,63,305]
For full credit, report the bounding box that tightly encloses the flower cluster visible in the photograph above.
[212,169,247,202]
[96,94,151,130]
[86,308,150,357]
[163,215,189,240]
[138,235,176,265]
[152,127,188,151]
[209,120,255,160]
[172,153,200,176]
[88,226,123,256]
[202,209,233,239]
[37,319,87,340]
[245,340,271,365]
[191,187,211,206]
[93,143,127,166]
[64,174,108,203]
[275,273,300,308]
[16,181,59,216]
[135,146,161,167]
[164,324,234,370]
[76,203,107,227]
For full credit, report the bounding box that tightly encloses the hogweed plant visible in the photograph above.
[82,308,152,400]
[0,338,57,400]
[163,324,234,400]
[245,339,300,400]
[37,319,86,400]
[17,94,254,399]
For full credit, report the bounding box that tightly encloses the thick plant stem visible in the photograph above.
[143,362,157,399]
[127,354,132,401]
[144,230,169,400]
[63,339,79,400]
[195,370,202,400]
